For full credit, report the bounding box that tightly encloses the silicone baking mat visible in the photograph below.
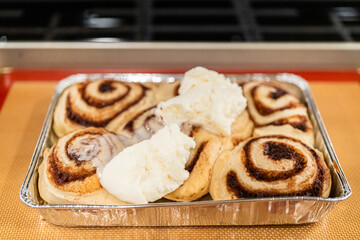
[0,81,359,239]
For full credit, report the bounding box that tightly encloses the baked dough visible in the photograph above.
[230,110,254,145]
[243,81,314,146]
[209,135,331,200]
[165,127,231,202]
[38,127,127,205]
[53,79,179,137]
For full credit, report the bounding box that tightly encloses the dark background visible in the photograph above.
[0,0,359,42]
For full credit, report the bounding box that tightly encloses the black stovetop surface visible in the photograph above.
[0,0,359,42]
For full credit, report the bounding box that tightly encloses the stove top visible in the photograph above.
[0,0,359,42]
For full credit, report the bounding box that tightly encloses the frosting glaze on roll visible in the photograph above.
[118,107,164,146]
[243,81,314,146]
[38,127,127,205]
[209,135,331,200]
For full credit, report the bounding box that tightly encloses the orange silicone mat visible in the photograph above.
[0,81,359,239]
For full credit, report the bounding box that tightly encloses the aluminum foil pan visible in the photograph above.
[20,73,352,226]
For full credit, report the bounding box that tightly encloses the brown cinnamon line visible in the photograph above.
[174,83,180,96]
[246,98,309,133]
[248,111,310,132]
[226,168,324,198]
[269,86,287,100]
[98,80,116,93]
[185,141,208,173]
[81,80,131,109]
[123,106,156,133]
[266,115,309,132]
[244,138,307,181]
[226,135,324,198]
[251,84,299,116]
[66,84,148,127]
[48,144,96,186]
[189,126,200,138]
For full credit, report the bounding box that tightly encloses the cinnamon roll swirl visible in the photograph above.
[243,81,314,146]
[53,79,168,137]
[164,127,231,202]
[209,135,331,200]
[118,107,164,146]
[38,127,127,205]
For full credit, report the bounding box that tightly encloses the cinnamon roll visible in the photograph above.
[38,127,127,205]
[243,81,314,146]
[53,79,178,138]
[118,107,164,146]
[230,110,254,145]
[116,81,181,146]
[209,135,331,200]
[156,81,181,100]
[164,127,231,202]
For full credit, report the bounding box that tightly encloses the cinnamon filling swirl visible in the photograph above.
[123,106,156,133]
[98,80,116,93]
[267,115,308,132]
[81,81,131,108]
[65,132,104,166]
[268,87,287,100]
[245,140,307,181]
[66,81,148,127]
[48,149,96,186]
[225,136,325,198]
[46,127,124,191]
[48,131,104,186]
[243,81,314,146]
[251,85,299,116]
[226,168,324,198]
[210,134,330,200]
[185,141,208,173]
[118,107,164,146]
[66,97,106,127]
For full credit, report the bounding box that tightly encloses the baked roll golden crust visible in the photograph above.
[165,127,230,202]
[53,79,179,138]
[230,110,254,145]
[38,127,127,205]
[243,81,314,146]
[210,135,331,200]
